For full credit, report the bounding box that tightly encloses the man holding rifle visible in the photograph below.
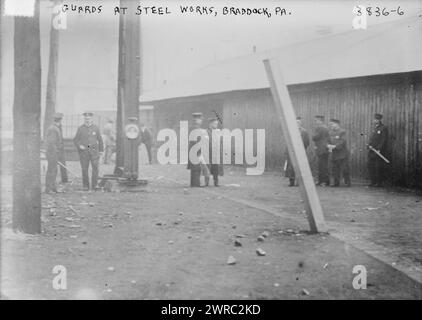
[368,113,389,187]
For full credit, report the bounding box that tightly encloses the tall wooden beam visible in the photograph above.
[263,58,327,233]
[114,0,141,178]
[114,6,125,175]
[43,0,60,139]
[13,0,42,234]
[122,0,140,178]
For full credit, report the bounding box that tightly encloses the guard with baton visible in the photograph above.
[367,113,389,187]
[44,112,65,193]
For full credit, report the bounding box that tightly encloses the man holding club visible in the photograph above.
[368,113,389,187]
[45,112,65,193]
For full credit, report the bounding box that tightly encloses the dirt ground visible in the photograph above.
[1,158,421,300]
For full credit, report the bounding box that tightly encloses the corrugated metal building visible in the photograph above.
[140,17,422,188]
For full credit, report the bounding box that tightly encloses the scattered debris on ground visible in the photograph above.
[234,239,242,247]
[256,248,266,256]
[227,256,237,265]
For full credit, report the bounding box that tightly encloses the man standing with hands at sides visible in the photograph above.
[368,113,389,187]
[312,115,330,187]
[187,113,210,187]
[285,117,309,187]
[328,119,351,187]
[73,112,104,191]
[102,119,116,164]
[206,117,224,187]
[140,122,153,164]
[45,112,65,193]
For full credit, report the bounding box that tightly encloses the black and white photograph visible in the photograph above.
[0,0,421,305]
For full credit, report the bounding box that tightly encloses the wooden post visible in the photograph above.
[114,5,125,175]
[263,58,327,233]
[13,0,42,234]
[114,0,141,177]
[43,0,60,140]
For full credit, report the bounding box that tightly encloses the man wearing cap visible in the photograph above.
[206,117,224,186]
[328,119,351,187]
[312,115,330,186]
[367,113,389,187]
[73,112,104,190]
[285,117,309,186]
[187,113,209,187]
[45,112,65,193]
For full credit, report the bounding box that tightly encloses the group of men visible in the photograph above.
[285,113,389,188]
[44,111,153,193]
[45,110,389,192]
[187,112,224,187]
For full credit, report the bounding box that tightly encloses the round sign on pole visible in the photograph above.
[125,124,139,139]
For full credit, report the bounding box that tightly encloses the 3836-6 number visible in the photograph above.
[355,6,404,17]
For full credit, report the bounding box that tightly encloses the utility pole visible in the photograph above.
[114,4,125,175]
[13,0,42,234]
[43,0,61,139]
[114,0,142,181]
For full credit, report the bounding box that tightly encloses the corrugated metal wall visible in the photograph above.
[222,72,422,188]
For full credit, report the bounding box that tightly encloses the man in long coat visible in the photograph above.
[205,117,224,187]
[367,113,389,187]
[187,113,209,187]
[45,112,65,193]
[73,112,104,191]
[285,117,309,186]
[312,115,330,186]
[328,119,351,187]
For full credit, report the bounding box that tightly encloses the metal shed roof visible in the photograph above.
[140,16,422,104]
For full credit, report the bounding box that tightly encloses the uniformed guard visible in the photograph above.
[206,117,224,187]
[312,115,330,186]
[285,117,310,186]
[45,112,64,193]
[73,112,104,191]
[367,113,389,187]
[328,119,351,187]
[187,113,209,187]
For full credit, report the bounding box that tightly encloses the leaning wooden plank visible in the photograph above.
[263,58,327,233]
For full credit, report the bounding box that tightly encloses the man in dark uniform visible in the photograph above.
[285,117,310,186]
[328,119,351,187]
[312,115,330,186]
[187,113,208,187]
[73,112,104,191]
[45,112,64,193]
[368,113,389,187]
[205,117,224,187]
